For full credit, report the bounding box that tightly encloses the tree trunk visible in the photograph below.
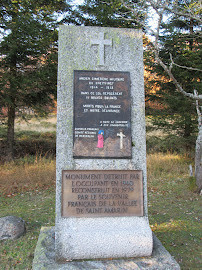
[184,113,192,138]
[195,125,202,191]
[7,104,16,161]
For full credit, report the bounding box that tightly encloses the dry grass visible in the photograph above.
[0,115,56,162]
[0,157,56,196]
[147,153,200,269]
[0,113,200,269]
[147,153,191,179]
[15,115,57,133]
[0,153,200,269]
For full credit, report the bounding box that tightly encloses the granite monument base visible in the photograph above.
[32,227,180,270]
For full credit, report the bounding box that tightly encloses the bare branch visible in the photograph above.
[155,53,202,100]
[116,12,156,36]
[117,1,202,101]
[113,14,134,21]
[194,90,202,128]
[147,0,161,15]
[173,62,202,72]
[169,53,173,72]
[169,52,202,72]
[165,6,202,24]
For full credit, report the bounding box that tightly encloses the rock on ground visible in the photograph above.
[0,216,26,240]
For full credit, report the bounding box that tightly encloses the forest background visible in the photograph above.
[0,1,201,269]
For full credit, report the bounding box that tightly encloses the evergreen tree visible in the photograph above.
[0,0,74,160]
[78,0,201,147]
[78,0,202,189]
[146,1,201,147]
[78,0,146,28]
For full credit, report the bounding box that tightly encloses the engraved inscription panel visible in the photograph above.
[62,170,143,218]
[73,70,132,158]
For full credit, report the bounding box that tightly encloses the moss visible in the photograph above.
[111,33,121,45]
[189,176,197,192]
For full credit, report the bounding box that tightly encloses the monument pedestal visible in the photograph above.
[55,217,152,260]
[32,227,180,270]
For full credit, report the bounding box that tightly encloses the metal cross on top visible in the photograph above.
[117,131,126,150]
[90,32,112,66]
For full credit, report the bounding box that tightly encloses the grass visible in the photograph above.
[0,153,201,269]
[147,153,201,269]
[0,189,55,270]
[0,116,56,162]
[0,156,56,195]
[146,117,196,156]
[15,115,57,133]
[0,116,201,269]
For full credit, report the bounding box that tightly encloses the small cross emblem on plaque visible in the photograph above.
[91,32,112,65]
[117,131,126,150]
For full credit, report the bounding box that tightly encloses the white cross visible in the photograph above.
[90,32,112,65]
[117,131,126,150]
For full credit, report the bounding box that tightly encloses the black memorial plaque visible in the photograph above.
[62,170,143,218]
[73,70,132,158]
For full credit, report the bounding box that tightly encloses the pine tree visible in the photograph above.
[78,0,145,28]
[0,0,74,160]
[78,0,202,189]
[146,1,201,148]
[79,1,201,145]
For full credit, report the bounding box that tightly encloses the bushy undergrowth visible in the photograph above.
[0,116,56,162]
[146,134,196,156]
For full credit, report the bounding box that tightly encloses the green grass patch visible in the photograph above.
[147,153,201,269]
[0,189,55,270]
[189,176,198,192]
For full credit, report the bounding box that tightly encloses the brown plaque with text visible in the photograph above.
[73,70,132,158]
[62,170,143,218]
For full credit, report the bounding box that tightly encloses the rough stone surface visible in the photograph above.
[33,227,180,270]
[0,216,26,240]
[56,25,153,260]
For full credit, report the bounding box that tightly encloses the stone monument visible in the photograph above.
[33,25,180,269]
[55,25,152,261]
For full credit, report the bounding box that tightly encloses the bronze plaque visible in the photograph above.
[73,70,132,158]
[62,170,143,218]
